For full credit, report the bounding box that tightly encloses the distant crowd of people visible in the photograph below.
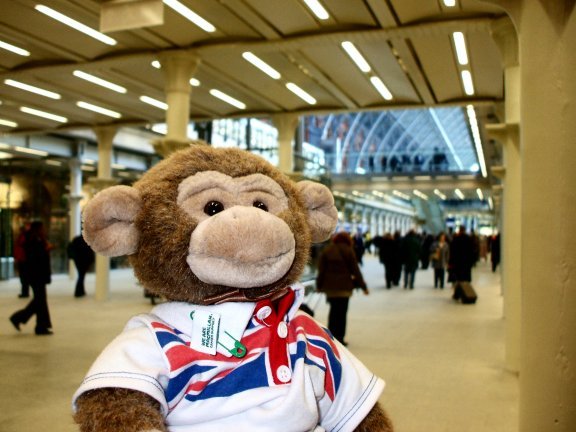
[366,227,501,291]
[314,227,501,345]
[367,148,449,174]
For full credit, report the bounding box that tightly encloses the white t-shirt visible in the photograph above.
[73,284,385,432]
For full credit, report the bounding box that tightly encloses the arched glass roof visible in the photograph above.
[303,107,480,175]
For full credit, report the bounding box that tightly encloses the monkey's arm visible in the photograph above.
[74,388,167,432]
[354,402,394,432]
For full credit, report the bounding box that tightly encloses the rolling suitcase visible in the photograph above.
[453,281,477,304]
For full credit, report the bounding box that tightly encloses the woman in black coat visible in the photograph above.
[10,221,53,335]
[448,226,475,283]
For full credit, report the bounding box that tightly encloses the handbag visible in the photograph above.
[350,275,364,289]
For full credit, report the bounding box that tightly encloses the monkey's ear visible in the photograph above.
[82,185,141,257]
[296,180,338,243]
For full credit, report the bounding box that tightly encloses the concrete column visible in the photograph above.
[384,213,391,234]
[154,50,199,157]
[487,123,521,374]
[68,157,83,279]
[272,114,299,174]
[89,126,119,301]
[486,1,576,430]
[486,16,522,374]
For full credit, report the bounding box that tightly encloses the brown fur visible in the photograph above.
[356,403,394,432]
[74,388,166,432]
[130,144,311,304]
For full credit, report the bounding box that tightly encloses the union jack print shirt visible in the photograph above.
[73,284,385,431]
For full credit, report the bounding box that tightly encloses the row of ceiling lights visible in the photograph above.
[336,186,489,203]
[0,1,477,125]
[0,140,138,178]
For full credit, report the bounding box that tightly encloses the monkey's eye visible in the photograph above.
[253,201,268,212]
[204,201,224,216]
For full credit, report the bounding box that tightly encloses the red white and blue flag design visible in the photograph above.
[151,310,342,409]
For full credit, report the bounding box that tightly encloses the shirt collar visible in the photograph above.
[150,283,304,357]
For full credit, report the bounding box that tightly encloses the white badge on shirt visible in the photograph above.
[190,310,221,355]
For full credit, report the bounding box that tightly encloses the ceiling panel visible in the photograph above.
[410,33,462,103]
[0,0,507,137]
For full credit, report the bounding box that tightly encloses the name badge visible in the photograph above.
[190,310,221,355]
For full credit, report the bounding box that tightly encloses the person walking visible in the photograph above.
[9,221,53,335]
[316,232,369,346]
[372,232,397,288]
[490,233,501,272]
[14,223,30,298]
[401,229,421,289]
[352,230,365,266]
[67,234,95,297]
[430,233,450,289]
[390,231,403,286]
[448,226,475,284]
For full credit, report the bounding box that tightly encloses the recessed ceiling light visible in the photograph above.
[466,105,487,177]
[189,78,200,87]
[15,146,48,157]
[455,188,465,200]
[20,106,67,123]
[4,79,61,99]
[0,40,30,56]
[341,41,371,73]
[242,52,281,80]
[392,190,411,200]
[76,101,122,118]
[73,71,127,93]
[139,95,168,110]
[286,83,316,105]
[370,76,393,101]
[209,89,246,110]
[0,118,18,128]
[413,189,429,200]
[461,70,474,95]
[151,60,161,69]
[434,189,447,200]
[163,0,216,33]
[443,0,457,6]
[35,5,117,46]
[303,0,330,20]
[452,32,469,65]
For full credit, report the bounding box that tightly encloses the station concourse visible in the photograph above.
[0,254,517,432]
[0,1,574,431]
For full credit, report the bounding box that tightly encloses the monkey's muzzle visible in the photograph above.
[186,206,296,288]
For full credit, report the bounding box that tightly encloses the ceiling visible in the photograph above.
[0,0,509,225]
[0,0,507,135]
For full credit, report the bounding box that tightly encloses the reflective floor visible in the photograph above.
[0,255,518,432]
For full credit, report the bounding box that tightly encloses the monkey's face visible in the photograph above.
[179,171,296,288]
[82,145,337,305]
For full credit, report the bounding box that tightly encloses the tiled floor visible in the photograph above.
[0,255,518,432]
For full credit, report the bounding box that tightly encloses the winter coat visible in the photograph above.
[430,241,450,269]
[24,234,51,285]
[401,232,421,271]
[316,242,366,298]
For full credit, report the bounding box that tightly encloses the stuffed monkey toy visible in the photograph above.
[73,143,393,432]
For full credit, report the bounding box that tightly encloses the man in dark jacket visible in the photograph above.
[401,229,422,289]
[68,234,95,298]
[449,226,475,283]
[372,233,397,289]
